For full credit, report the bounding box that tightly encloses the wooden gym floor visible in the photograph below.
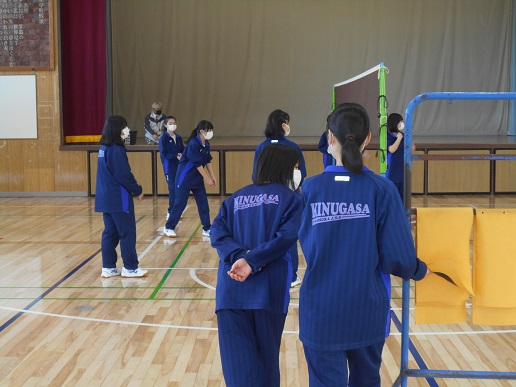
[0,194,515,386]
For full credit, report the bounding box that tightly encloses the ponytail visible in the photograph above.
[186,128,198,144]
[340,134,363,174]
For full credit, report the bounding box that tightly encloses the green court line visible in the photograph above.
[149,223,202,300]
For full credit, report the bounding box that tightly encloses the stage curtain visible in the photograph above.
[60,0,106,143]
[111,0,511,138]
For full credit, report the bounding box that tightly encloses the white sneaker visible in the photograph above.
[121,267,148,278]
[101,268,121,278]
[202,229,210,237]
[290,275,302,288]
[163,227,176,237]
[166,212,170,220]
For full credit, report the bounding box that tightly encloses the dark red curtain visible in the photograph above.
[60,0,106,143]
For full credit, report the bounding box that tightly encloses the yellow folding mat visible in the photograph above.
[415,207,473,324]
[472,209,516,325]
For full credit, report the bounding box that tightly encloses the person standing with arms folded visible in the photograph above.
[159,116,185,221]
[163,120,216,238]
[211,144,302,387]
[95,115,148,279]
[298,103,427,386]
[253,109,306,288]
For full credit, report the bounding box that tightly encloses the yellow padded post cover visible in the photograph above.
[472,209,516,325]
[415,207,473,324]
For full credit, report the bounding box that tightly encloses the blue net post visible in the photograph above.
[397,92,516,386]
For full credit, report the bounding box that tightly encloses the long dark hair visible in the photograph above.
[328,103,370,174]
[387,113,403,133]
[99,115,127,146]
[253,144,299,188]
[186,120,214,143]
[264,109,290,138]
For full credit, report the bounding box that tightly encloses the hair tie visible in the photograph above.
[346,134,355,142]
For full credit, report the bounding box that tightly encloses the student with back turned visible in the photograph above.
[298,103,427,386]
[253,109,306,288]
[211,144,302,387]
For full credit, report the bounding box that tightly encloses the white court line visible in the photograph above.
[1,305,513,336]
[139,204,191,260]
[144,267,218,270]
[189,268,215,291]
[137,233,164,263]
[390,302,474,311]
[0,306,218,331]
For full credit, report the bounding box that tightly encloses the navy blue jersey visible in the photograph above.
[211,183,302,314]
[252,137,307,183]
[386,132,404,183]
[159,131,185,175]
[317,132,333,168]
[94,144,142,213]
[298,165,426,350]
[176,135,213,187]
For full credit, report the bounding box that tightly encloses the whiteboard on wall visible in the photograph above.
[0,75,38,139]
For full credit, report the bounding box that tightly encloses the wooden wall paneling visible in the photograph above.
[205,151,220,195]
[427,149,490,193]
[0,140,24,192]
[55,150,88,192]
[412,150,424,194]
[363,149,381,174]
[36,72,57,141]
[23,139,55,192]
[89,152,98,195]
[495,150,516,192]
[126,152,153,194]
[224,151,254,194]
[156,152,168,195]
[90,151,154,195]
[304,150,324,178]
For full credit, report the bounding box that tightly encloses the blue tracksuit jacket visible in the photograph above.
[386,132,404,183]
[211,183,302,314]
[94,144,142,213]
[159,131,185,175]
[298,165,427,350]
[317,132,333,168]
[176,135,213,187]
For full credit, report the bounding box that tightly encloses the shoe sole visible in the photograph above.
[101,273,121,278]
[121,273,148,278]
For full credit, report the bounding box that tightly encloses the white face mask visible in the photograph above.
[167,124,177,132]
[293,169,302,190]
[398,122,405,132]
[121,127,130,140]
[204,131,213,140]
[283,124,290,137]
[327,132,336,160]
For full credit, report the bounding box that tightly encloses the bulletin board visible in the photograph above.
[0,0,54,70]
[0,75,38,139]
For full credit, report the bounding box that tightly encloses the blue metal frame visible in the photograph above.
[395,92,516,387]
